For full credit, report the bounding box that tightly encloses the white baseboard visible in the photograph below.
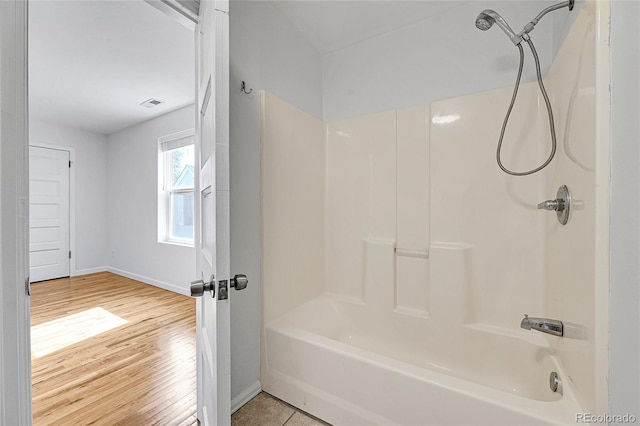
[72,266,107,276]
[231,381,262,414]
[107,267,189,296]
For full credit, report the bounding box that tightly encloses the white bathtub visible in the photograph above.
[261,295,584,425]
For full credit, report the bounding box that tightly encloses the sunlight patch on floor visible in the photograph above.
[31,307,128,358]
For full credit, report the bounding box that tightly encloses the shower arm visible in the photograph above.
[534,0,574,22]
[517,0,574,40]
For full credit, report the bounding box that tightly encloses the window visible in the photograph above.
[158,130,195,245]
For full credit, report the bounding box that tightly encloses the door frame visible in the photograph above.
[1,0,194,422]
[2,0,233,423]
[28,142,76,277]
[0,0,32,424]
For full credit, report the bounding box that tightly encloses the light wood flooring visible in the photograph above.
[31,272,197,426]
[31,272,329,426]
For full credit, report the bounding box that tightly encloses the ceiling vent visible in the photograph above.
[140,98,165,108]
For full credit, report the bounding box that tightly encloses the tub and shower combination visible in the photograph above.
[264,295,584,425]
[260,1,609,424]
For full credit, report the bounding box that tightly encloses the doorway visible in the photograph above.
[27,0,198,423]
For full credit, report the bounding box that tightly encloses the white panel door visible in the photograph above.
[29,146,70,282]
[193,0,232,425]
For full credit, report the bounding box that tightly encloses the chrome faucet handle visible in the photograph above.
[537,200,563,211]
[538,185,572,225]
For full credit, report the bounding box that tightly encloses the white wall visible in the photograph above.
[229,1,323,407]
[106,106,195,295]
[322,1,573,122]
[610,0,640,420]
[29,119,109,274]
[231,2,323,120]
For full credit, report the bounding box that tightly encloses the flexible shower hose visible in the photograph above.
[496,38,557,176]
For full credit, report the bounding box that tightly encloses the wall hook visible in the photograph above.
[241,81,253,95]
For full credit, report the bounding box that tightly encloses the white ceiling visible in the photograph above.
[30,1,474,136]
[29,1,561,136]
[29,0,195,135]
[269,1,471,54]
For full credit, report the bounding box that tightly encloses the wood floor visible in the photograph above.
[31,272,197,426]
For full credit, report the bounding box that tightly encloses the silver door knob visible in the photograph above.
[230,274,248,291]
[191,274,215,298]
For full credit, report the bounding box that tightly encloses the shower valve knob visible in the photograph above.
[537,199,564,211]
[538,185,572,225]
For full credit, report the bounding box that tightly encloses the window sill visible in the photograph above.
[158,239,194,248]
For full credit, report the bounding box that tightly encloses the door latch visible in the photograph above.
[218,280,228,300]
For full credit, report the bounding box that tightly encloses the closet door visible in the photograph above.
[29,146,70,282]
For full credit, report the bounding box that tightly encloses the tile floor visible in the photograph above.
[232,392,331,426]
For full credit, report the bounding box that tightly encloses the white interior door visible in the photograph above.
[28,146,70,282]
[193,1,232,425]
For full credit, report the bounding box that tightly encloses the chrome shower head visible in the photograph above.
[475,9,521,45]
[476,1,575,46]
[475,12,494,31]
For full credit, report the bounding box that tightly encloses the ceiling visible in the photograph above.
[29,0,195,135]
[269,1,471,54]
[29,1,560,136]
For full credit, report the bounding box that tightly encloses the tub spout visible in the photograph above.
[520,314,563,337]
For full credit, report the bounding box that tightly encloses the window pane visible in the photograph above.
[170,191,194,240]
[170,145,194,189]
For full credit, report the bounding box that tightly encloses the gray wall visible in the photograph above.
[610,0,640,421]
[31,109,195,293]
[30,119,109,274]
[321,0,578,122]
[106,106,195,295]
[229,0,323,405]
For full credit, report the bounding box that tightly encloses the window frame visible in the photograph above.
[158,129,196,247]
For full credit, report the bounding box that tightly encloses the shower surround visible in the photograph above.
[260,1,609,424]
